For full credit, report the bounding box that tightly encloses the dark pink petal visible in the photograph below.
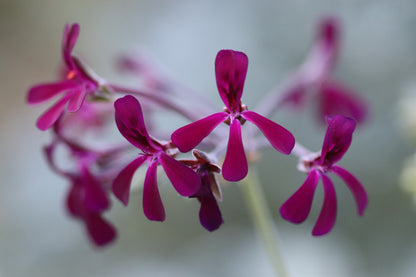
[280,170,320,223]
[112,156,147,206]
[66,182,84,217]
[215,50,248,111]
[331,165,368,216]
[320,81,368,124]
[241,110,295,155]
[312,173,337,236]
[317,17,339,61]
[158,152,200,196]
[67,88,87,112]
[85,213,117,247]
[143,160,165,221]
[171,112,228,152]
[222,119,248,182]
[62,23,80,67]
[114,95,160,152]
[199,194,223,231]
[36,96,69,130]
[320,115,356,166]
[27,80,81,104]
[82,167,110,212]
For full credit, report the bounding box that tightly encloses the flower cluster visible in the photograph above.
[27,18,368,246]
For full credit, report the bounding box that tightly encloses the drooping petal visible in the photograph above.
[320,115,356,166]
[112,156,147,206]
[241,110,295,155]
[312,173,337,236]
[36,96,69,130]
[158,152,200,196]
[66,182,84,217]
[331,165,368,216]
[215,50,248,111]
[171,112,228,153]
[320,81,368,123]
[280,170,320,223]
[82,167,110,212]
[222,119,248,182]
[85,213,117,247]
[62,23,80,67]
[27,80,81,104]
[142,160,165,221]
[67,88,87,112]
[199,194,223,231]
[114,95,160,152]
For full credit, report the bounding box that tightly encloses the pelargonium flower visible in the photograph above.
[27,23,102,130]
[279,115,368,236]
[181,149,223,231]
[172,50,295,182]
[112,95,201,221]
[282,17,367,123]
[44,141,117,246]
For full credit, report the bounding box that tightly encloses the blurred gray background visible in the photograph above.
[1,0,416,276]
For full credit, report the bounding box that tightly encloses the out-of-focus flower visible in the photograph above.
[27,23,105,130]
[280,115,367,235]
[172,50,295,182]
[112,95,201,221]
[281,17,368,123]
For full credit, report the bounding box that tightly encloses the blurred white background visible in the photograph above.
[1,0,416,276]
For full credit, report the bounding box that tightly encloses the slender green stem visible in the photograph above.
[240,165,287,277]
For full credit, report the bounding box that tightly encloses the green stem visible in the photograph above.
[240,165,287,277]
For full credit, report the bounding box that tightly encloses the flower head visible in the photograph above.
[172,50,295,182]
[282,17,367,123]
[27,23,102,130]
[112,95,201,221]
[280,115,368,236]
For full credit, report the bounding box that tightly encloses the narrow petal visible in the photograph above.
[67,88,87,112]
[36,96,69,130]
[85,213,117,247]
[320,81,368,124]
[331,165,368,216]
[215,50,248,111]
[317,17,339,60]
[27,80,81,104]
[280,170,320,223]
[320,114,356,165]
[62,23,80,67]
[171,112,228,152]
[143,160,165,221]
[112,156,147,206]
[222,119,248,182]
[158,152,200,196]
[66,182,84,217]
[82,167,110,212]
[114,95,159,152]
[199,194,223,231]
[312,173,337,236]
[241,110,295,155]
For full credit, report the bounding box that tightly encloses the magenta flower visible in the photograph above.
[27,23,101,130]
[112,95,201,221]
[172,50,295,182]
[283,17,367,123]
[279,115,368,236]
[182,150,223,231]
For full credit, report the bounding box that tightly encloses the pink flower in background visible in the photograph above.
[282,17,368,123]
[280,115,368,235]
[27,23,101,130]
[112,95,201,221]
[172,50,295,182]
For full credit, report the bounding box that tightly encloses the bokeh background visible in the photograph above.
[1,0,416,276]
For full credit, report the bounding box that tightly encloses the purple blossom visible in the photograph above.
[182,150,224,231]
[279,115,368,236]
[27,23,101,130]
[172,50,295,182]
[282,17,368,123]
[112,95,201,221]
